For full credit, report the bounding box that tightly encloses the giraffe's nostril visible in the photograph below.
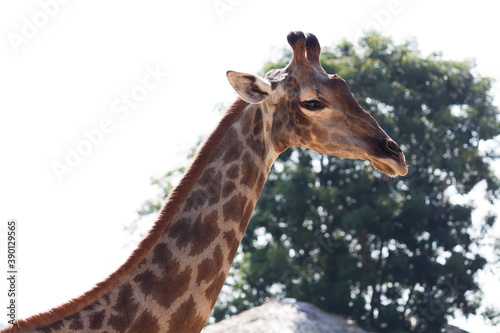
[384,139,402,156]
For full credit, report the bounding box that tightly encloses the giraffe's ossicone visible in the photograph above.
[4,31,406,333]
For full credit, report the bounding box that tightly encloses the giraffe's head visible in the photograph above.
[227,31,407,176]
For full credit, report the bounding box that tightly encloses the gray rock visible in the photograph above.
[203,299,470,333]
[444,325,469,333]
[203,298,368,333]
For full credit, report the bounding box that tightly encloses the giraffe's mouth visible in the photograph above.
[371,157,408,177]
[369,138,408,176]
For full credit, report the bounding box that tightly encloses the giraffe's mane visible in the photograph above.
[7,98,249,333]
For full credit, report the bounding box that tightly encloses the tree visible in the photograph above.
[135,34,500,331]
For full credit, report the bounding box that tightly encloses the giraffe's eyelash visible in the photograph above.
[299,99,325,111]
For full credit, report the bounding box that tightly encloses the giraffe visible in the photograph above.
[4,31,407,333]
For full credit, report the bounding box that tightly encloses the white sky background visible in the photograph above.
[1,0,499,331]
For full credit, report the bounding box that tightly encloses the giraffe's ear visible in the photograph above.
[226,71,272,104]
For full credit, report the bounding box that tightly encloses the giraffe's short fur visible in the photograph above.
[4,32,406,333]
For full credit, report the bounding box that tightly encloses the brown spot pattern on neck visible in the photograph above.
[7,99,249,333]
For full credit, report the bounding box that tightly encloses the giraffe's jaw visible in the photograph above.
[366,137,408,177]
[370,155,408,177]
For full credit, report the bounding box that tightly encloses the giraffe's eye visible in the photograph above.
[300,99,325,111]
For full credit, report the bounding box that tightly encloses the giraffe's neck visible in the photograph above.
[21,100,280,333]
